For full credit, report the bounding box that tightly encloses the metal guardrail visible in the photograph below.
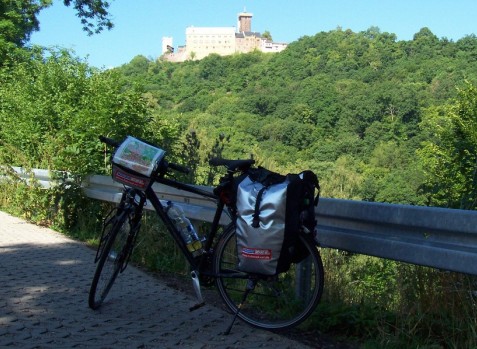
[8,167,477,276]
[82,173,231,224]
[316,198,477,275]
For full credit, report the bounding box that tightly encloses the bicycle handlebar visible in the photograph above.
[166,161,190,175]
[99,135,121,148]
[99,135,190,175]
[209,158,255,172]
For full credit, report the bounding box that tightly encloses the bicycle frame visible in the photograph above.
[121,175,231,310]
[92,138,324,331]
[138,175,226,270]
[92,136,325,332]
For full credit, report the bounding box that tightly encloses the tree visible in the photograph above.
[418,81,477,209]
[0,0,113,65]
[0,0,48,46]
[63,0,113,35]
[0,48,149,175]
[0,0,112,47]
[408,27,440,59]
[262,30,272,41]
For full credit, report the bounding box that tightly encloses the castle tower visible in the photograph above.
[162,37,173,54]
[237,11,252,32]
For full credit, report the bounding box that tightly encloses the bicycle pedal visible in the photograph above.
[189,302,205,312]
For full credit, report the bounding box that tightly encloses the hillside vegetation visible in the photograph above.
[115,27,477,209]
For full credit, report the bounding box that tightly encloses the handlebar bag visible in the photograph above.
[111,136,166,190]
[235,167,319,275]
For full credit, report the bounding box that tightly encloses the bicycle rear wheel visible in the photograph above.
[88,210,131,309]
[214,224,324,330]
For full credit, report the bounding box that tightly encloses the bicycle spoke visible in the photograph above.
[215,224,324,330]
[89,211,132,309]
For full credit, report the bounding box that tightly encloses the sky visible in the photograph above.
[30,0,477,69]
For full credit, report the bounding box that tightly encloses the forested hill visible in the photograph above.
[115,27,477,209]
[2,27,476,209]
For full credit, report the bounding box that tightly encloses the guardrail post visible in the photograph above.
[295,257,312,300]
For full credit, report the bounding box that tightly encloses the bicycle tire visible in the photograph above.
[88,210,131,310]
[214,224,324,331]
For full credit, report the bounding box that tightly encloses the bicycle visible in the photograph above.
[89,135,324,333]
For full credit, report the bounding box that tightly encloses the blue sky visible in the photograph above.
[30,0,477,69]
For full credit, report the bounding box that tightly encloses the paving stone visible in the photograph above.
[0,211,315,348]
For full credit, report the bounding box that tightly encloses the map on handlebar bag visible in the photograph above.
[112,136,166,177]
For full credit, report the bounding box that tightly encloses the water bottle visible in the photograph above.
[166,201,203,256]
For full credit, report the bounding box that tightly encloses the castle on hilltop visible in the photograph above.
[162,11,287,62]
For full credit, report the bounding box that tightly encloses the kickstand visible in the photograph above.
[224,278,257,335]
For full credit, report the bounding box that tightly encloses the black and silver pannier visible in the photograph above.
[235,167,319,275]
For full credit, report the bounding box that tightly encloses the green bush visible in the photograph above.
[0,48,152,175]
[314,249,477,348]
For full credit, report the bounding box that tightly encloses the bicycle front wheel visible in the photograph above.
[88,210,131,310]
[214,224,324,331]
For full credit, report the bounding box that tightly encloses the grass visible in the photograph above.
[314,249,477,348]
